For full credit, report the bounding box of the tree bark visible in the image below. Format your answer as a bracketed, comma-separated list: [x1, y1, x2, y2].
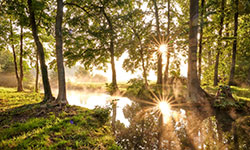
[55, 0, 67, 104]
[158, 114, 163, 150]
[10, 21, 20, 90]
[198, 0, 205, 82]
[153, 0, 163, 85]
[247, 67, 250, 85]
[110, 40, 118, 89]
[164, 0, 171, 84]
[18, 25, 24, 92]
[214, 0, 225, 86]
[112, 100, 117, 134]
[188, 0, 200, 102]
[28, 0, 54, 102]
[35, 51, 39, 93]
[228, 0, 238, 86]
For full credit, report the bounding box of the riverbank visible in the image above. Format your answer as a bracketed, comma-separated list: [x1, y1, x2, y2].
[0, 87, 119, 149]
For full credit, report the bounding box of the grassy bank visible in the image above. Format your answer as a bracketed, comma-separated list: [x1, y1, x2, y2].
[203, 85, 250, 101]
[0, 87, 119, 150]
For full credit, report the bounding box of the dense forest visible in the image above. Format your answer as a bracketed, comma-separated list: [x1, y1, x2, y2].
[0, 0, 249, 149]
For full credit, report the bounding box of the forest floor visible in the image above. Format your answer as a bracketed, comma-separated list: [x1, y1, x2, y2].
[0, 87, 119, 150]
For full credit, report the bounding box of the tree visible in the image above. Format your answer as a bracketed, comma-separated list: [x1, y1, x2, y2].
[163, 0, 170, 84]
[9, 21, 20, 91]
[163, 0, 171, 84]
[214, 0, 225, 86]
[27, 0, 54, 102]
[122, 5, 153, 87]
[228, 0, 239, 85]
[198, 0, 205, 82]
[35, 51, 39, 93]
[64, 1, 128, 94]
[188, 0, 201, 102]
[153, 0, 163, 85]
[55, 0, 67, 104]
[18, 25, 24, 91]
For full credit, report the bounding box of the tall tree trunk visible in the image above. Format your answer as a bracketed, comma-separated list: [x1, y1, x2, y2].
[247, 67, 250, 85]
[164, 0, 171, 84]
[102, 7, 118, 93]
[112, 100, 117, 134]
[153, 0, 162, 85]
[18, 25, 24, 92]
[158, 114, 163, 150]
[110, 39, 118, 91]
[229, 0, 238, 86]
[214, 0, 225, 86]
[154, 1, 163, 147]
[28, 0, 54, 102]
[198, 0, 205, 82]
[188, 0, 200, 102]
[139, 43, 148, 87]
[35, 51, 39, 93]
[55, 0, 67, 104]
[10, 21, 20, 90]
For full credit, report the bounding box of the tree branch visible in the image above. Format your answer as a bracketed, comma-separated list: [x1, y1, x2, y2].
[64, 2, 92, 17]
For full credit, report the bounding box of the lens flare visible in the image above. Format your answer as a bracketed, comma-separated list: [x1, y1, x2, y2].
[159, 44, 167, 54]
[158, 101, 171, 116]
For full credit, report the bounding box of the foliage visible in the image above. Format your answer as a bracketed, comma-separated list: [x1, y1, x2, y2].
[0, 49, 14, 72]
[126, 78, 145, 96]
[105, 83, 118, 95]
[0, 87, 119, 149]
[75, 66, 107, 83]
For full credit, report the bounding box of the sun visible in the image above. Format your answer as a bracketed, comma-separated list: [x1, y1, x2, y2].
[159, 44, 167, 54]
[158, 101, 171, 116]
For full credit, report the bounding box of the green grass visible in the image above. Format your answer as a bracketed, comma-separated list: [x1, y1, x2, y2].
[202, 85, 250, 101]
[230, 86, 250, 101]
[0, 87, 120, 150]
[0, 87, 42, 112]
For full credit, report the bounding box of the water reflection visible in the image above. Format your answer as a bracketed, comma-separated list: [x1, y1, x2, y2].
[58, 89, 132, 126]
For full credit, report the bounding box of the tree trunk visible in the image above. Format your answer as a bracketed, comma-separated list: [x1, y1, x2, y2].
[112, 100, 117, 134]
[153, 0, 162, 85]
[139, 43, 148, 87]
[233, 125, 239, 150]
[164, 0, 171, 84]
[198, 0, 205, 82]
[158, 114, 163, 150]
[55, 0, 67, 104]
[247, 67, 250, 85]
[188, 0, 200, 102]
[133, 29, 148, 86]
[214, 0, 225, 86]
[18, 25, 24, 92]
[229, 0, 238, 86]
[110, 39, 118, 91]
[10, 21, 20, 90]
[28, 0, 54, 102]
[102, 7, 118, 93]
[35, 51, 39, 93]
